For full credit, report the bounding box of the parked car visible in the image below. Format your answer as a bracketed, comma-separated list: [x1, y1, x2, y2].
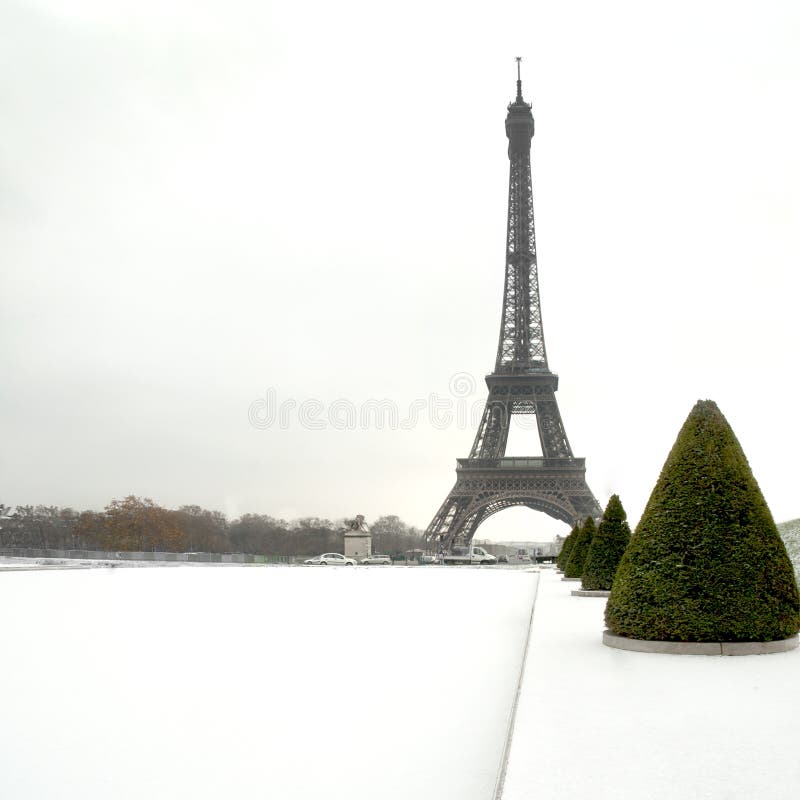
[304, 553, 356, 566]
[360, 554, 392, 565]
[442, 546, 497, 565]
[499, 550, 532, 564]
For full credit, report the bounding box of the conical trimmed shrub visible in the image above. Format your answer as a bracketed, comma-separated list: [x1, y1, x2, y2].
[564, 517, 595, 578]
[606, 400, 800, 642]
[582, 495, 631, 591]
[557, 525, 579, 571]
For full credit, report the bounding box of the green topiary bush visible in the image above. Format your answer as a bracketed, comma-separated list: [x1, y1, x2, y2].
[557, 525, 579, 571]
[606, 400, 800, 642]
[564, 517, 595, 578]
[582, 495, 631, 591]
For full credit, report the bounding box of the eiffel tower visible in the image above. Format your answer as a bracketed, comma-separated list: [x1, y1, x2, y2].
[425, 61, 602, 553]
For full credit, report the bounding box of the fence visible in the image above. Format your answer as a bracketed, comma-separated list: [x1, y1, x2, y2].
[0, 547, 298, 565]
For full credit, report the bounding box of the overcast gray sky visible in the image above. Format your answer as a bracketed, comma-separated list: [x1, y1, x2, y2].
[2, 0, 799, 540]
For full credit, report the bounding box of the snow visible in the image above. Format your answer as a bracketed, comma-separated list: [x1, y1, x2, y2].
[502, 570, 800, 800]
[3, 562, 798, 800]
[0, 565, 538, 800]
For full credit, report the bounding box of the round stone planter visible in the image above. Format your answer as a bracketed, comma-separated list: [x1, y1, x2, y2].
[571, 589, 610, 597]
[561, 577, 581, 582]
[602, 630, 799, 656]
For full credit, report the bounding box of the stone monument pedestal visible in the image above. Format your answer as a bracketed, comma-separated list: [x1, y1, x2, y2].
[342, 514, 372, 561]
[344, 532, 372, 561]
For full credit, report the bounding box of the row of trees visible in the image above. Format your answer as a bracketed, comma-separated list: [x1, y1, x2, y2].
[557, 495, 631, 590]
[0, 500, 424, 559]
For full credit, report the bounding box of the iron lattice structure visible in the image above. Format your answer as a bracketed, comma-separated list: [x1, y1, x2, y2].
[425, 65, 602, 553]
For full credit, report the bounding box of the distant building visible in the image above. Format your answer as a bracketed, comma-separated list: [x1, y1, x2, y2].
[476, 539, 563, 562]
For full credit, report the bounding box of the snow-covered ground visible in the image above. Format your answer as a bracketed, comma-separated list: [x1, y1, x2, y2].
[502, 569, 800, 800]
[0, 565, 538, 800]
[3, 562, 798, 800]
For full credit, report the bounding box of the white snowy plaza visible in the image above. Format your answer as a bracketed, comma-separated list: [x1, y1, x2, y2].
[1, 563, 799, 799]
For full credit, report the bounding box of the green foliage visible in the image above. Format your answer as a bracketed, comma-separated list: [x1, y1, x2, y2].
[606, 400, 800, 642]
[564, 517, 595, 578]
[582, 495, 631, 590]
[557, 525, 579, 571]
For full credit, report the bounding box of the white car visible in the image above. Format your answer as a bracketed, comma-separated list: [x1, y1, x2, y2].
[360, 554, 392, 565]
[304, 553, 356, 566]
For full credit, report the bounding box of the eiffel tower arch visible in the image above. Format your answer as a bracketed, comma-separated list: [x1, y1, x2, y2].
[425, 61, 602, 554]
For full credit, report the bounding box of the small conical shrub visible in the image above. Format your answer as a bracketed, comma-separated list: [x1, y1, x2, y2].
[582, 495, 631, 591]
[557, 525, 579, 571]
[606, 400, 800, 642]
[564, 517, 595, 578]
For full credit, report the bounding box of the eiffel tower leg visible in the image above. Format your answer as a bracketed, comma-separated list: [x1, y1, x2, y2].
[469, 401, 510, 459]
[425, 495, 454, 545]
[532, 390, 573, 458]
[425, 477, 502, 552]
[459, 508, 487, 545]
[565, 490, 603, 521]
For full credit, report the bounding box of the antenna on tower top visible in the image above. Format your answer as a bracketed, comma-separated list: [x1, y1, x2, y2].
[515, 56, 523, 102]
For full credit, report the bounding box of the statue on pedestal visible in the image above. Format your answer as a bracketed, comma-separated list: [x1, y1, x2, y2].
[342, 514, 371, 560]
[342, 515, 370, 534]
